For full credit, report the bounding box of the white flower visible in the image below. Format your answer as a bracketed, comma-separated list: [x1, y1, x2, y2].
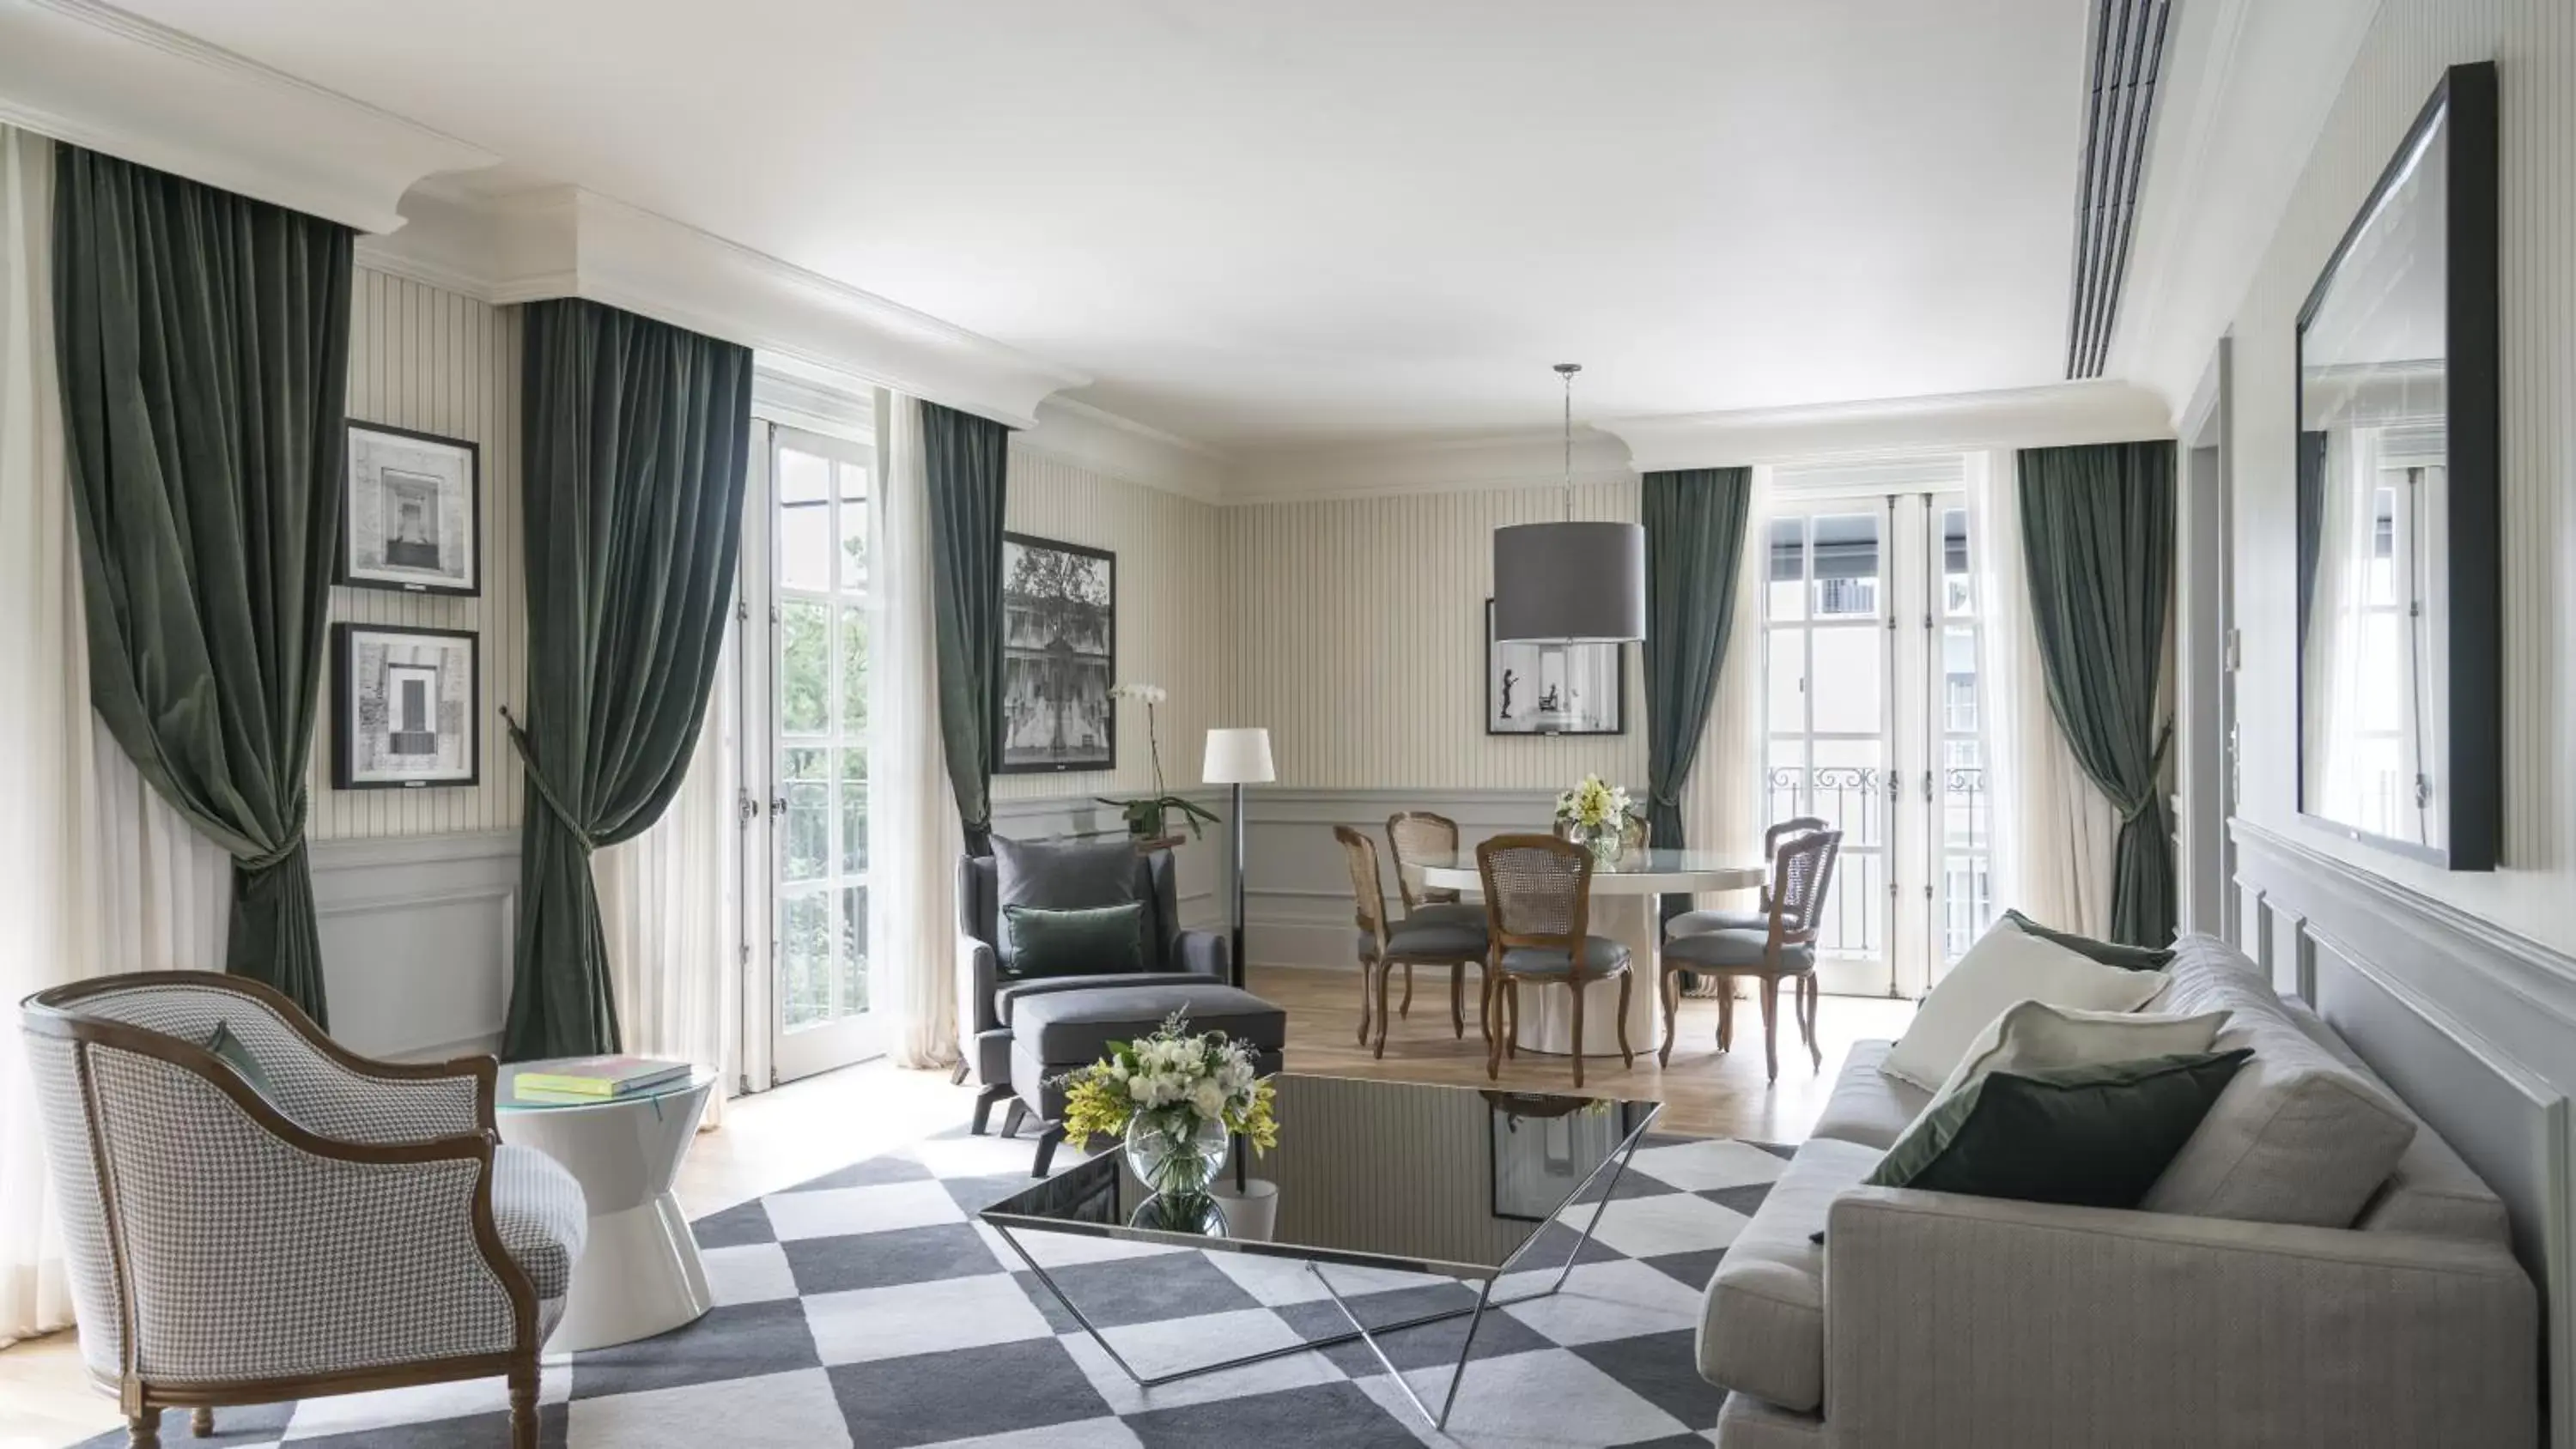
[1110, 682, 1168, 706]
[1189, 1080, 1226, 1121]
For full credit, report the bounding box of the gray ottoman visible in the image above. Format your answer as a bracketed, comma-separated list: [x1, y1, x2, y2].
[1005, 983, 1287, 1176]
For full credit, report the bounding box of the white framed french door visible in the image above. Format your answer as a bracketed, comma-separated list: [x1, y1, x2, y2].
[739, 421, 883, 1083]
[1762, 486, 1991, 999]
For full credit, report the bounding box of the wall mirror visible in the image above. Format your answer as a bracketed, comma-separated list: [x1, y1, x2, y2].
[2295, 59, 2498, 870]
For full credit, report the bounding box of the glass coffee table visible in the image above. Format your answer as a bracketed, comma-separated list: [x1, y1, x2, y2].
[981, 1074, 1658, 1430]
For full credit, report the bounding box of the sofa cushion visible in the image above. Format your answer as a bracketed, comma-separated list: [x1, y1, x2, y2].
[1865, 1050, 2252, 1209]
[1011, 983, 1287, 1069]
[2001, 906, 2175, 971]
[992, 972, 1208, 1026]
[993, 835, 1139, 958]
[1928, 1000, 2232, 1105]
[1880, 926, 2162, 1091]
[1809, 1040, 1930, 1150]
[2140, 936, 2419, 1228]
[1697, 1137, 1880, 1413]
[2277, 997, 2512, 1246]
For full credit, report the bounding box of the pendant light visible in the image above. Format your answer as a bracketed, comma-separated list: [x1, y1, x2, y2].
[1492, 363, 1647, 644]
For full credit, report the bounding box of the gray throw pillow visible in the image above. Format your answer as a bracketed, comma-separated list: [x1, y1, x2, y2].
[993, 834, 1139, 959]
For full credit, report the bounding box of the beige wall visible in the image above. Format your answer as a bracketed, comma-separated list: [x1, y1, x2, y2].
[2226, 0, 2576, 950]
[311, 266, 526, 840]
[1218, 476, 1649, 792]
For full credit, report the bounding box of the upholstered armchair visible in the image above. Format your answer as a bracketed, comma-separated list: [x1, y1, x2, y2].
[21, 973, 586, 1449]
[954, 845, 1230, 1130]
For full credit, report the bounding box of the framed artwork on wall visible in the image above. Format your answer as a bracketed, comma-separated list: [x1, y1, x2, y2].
[342, 421, 479, 595]
[1486, 599, 1625, 735]
[998, 532, 1117, 773]
[332, 623, 479, 789]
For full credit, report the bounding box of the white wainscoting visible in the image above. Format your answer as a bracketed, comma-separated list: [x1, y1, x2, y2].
[2234, 820, 2576, 1449]
[311, 830, 519, 1063]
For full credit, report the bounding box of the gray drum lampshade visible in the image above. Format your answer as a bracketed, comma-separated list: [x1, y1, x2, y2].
[1493, 520, 1648, 643]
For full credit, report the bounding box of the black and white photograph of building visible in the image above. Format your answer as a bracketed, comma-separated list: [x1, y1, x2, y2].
[333, 623, 479, 788]
[343, 421, 479, 594]
[999, 533, 1115, 773]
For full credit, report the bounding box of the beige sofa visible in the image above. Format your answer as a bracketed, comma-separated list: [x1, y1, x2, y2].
[1698, 933, 2540, 1448]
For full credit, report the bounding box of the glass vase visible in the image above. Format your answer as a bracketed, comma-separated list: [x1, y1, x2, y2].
[1125, 1107, 1230, 1204]
[1585, 825, 1624, 866]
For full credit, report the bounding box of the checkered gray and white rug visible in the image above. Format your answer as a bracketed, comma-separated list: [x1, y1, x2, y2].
[68, 1124, 1793, 1448]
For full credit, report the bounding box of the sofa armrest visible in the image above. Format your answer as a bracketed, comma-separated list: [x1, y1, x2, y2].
[958, 933, 1001, 1043]
[1820, 1186, 2539, 1449]
[1175, 927, 1231, 982]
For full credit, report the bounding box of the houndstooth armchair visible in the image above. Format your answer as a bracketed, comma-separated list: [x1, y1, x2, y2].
[21, 973, 586, 1449]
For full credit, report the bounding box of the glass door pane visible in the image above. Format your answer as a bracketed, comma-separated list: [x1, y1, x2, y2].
[1931, 501, 1993, 976]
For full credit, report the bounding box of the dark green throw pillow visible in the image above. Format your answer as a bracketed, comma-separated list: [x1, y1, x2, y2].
[1002, 901, 1146, 979]
[203, 1021, 276, 1100]
[1862, 1050, 2253, 1210]
[2003, 907, 2175, 972]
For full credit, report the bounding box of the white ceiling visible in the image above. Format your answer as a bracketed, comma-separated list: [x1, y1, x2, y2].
[117, 0, 2097, 447]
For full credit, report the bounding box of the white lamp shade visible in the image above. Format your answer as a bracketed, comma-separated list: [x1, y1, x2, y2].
[1202, 727, 1276, 785]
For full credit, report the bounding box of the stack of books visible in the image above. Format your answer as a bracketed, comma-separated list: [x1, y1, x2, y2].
[513, 1056, 692, 1101]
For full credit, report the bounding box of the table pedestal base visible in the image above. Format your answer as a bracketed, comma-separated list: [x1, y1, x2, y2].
[1513, 894, 1664, 1058]
[550, 1191, 712, 1351]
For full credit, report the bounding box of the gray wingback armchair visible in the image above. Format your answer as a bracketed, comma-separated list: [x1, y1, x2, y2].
[21, 973, 586, 1449]
[955, 846, 1230, 1129]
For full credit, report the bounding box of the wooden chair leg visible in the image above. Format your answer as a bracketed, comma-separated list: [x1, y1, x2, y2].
[1356, 958, 1375, 1046]
[1504, 980, 1520, 1060]
[1615, 972, 1635, 1070]
[1479, 965, 1497, 1044]
[510, 1363, 539, 1449]
[1803, 974, 1824, 1069]
[1372, 960, 1394, 1058]
[1761, 974, 1782, 1083]
[1716, 983, 1735, 1053]
[1450, 961, 1467, 1039]
[1656, 966, 1680, 1067]
[1568, 980, 1587, 1089]
[127, 1410, 160, 1449]
[1485, 974, 1506, 1079]
[1399, 961, 1413, 1017]
[191, 1407, 213, 1438]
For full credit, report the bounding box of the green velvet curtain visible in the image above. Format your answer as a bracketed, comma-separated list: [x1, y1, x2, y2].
[502, 299, 752, 1060]
[52, 144, 351, 1026]
[2017, 440, 2178, 947]
[920, 400, 1011, 854]
[1643, 467, 1753, 919]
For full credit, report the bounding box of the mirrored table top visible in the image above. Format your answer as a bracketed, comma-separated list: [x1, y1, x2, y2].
[981, 1075, 1659, 1279]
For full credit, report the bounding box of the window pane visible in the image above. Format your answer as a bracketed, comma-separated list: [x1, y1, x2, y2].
[840, 745, 868, 876]
[1811, 512, 1880, 617]
[1765, 740, 1808, 823]
[1941, 507, 1973, 615]
[840, 604, 869, 736]
[779, 448, 834, 591]
[1808, 626, 1882, 735]
[1765, 630, 1806, 736]
[1766, 518, 1807, 622]
[1811, 738, 1884, 849]
[1941, 626, 1978, 734]
[838, 463, 870, 596]
[781, 890, 830, 1028]
[781, 601, 829, 734]
[839, 883, 870, 1017]
[782, 747, 829, 883]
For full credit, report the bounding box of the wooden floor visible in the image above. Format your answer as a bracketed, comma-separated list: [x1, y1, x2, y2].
[2, 966, 1911, 1446]
[1253, 962, 1912, 1143]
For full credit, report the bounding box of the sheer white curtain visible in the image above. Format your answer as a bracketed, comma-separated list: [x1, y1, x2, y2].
[594, 634, 740, 1128]
[1, 126, 227, 1349]
[1681, 464, 1772, 889]
[1967, 448, 2118, 937]
[872, 394, 963, 1070]
[2303, 425, 2379, 836]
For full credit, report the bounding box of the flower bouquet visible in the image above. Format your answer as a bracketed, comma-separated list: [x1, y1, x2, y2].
[1056, 1012, 1279, 1226]
[1555, 773, 1636, 864]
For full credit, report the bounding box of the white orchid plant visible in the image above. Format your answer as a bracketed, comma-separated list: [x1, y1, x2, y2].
[1097, 682, 1220, 840]
[1055, 1011, 1279, 1154]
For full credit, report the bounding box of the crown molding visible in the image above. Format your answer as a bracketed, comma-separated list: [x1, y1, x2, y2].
[1597, 379, 2177, 471]
[1224, 428, 1637, 506]
[0, 0, 495, 233]
[1014, 397, 1231, 505]
[360, 183, 1089, 430]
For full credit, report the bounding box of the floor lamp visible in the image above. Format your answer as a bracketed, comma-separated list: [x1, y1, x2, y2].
[1201, 727, 1274, 991]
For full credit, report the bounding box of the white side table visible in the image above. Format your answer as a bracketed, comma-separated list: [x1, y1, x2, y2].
[496, 1064, 717, 1351]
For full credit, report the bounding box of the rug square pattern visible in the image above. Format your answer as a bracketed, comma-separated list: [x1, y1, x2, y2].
[70, 1120, 1788, 1449]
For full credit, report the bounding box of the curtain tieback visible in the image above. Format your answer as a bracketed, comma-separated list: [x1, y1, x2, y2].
[235, 833, 306, 875]
[2111, 724, 2177, 823]
[500, 706, 600, 854]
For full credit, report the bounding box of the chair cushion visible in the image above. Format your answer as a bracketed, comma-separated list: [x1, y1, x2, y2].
[1809, 1040, 1932, 1150]
[993, 835, 1139, 958]
[1012, 984, 1287, 1068]
[993, 972, 1210, 1026]
[1667, 907, 1766, 938]
[1370, 919, 1487, 959]
[491, 1144, 586, 1303]
[1402, 902, 1488, 933]
[1499, 937, 1631, 975]
[1002, 901, 1145, 979]
[1664, 928, 1813, 972]
[1697, 1137, 1880, 1412]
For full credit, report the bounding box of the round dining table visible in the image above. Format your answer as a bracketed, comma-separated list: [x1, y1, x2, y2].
[1399, 847, 1766, 1058]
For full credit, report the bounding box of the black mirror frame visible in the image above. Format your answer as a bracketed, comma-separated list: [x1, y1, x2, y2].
[2293, 58, 2500, 871]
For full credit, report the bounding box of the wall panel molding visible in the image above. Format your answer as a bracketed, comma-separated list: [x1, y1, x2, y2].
[310, 830, 518, 1064]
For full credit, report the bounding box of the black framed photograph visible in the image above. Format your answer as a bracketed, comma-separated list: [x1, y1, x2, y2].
[999, 532, 1116, 773]
[332, 623, 479, 789]
[1485, 599, 1625, 735]
[342, 421, 479, 595]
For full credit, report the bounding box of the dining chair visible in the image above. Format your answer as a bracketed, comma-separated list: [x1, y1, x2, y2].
[1384, 811, 1492, 1022]
[1474, 834, 1634, 1090]
[1658, 827, 1842, 1082]
[1664, 814, 1827, 939]
[1336, 826, 1489, 1057]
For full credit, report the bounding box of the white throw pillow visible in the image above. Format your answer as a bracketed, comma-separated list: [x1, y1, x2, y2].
[1880, 928, 2165, 1091]
[1923, 999, 2233, 1106]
